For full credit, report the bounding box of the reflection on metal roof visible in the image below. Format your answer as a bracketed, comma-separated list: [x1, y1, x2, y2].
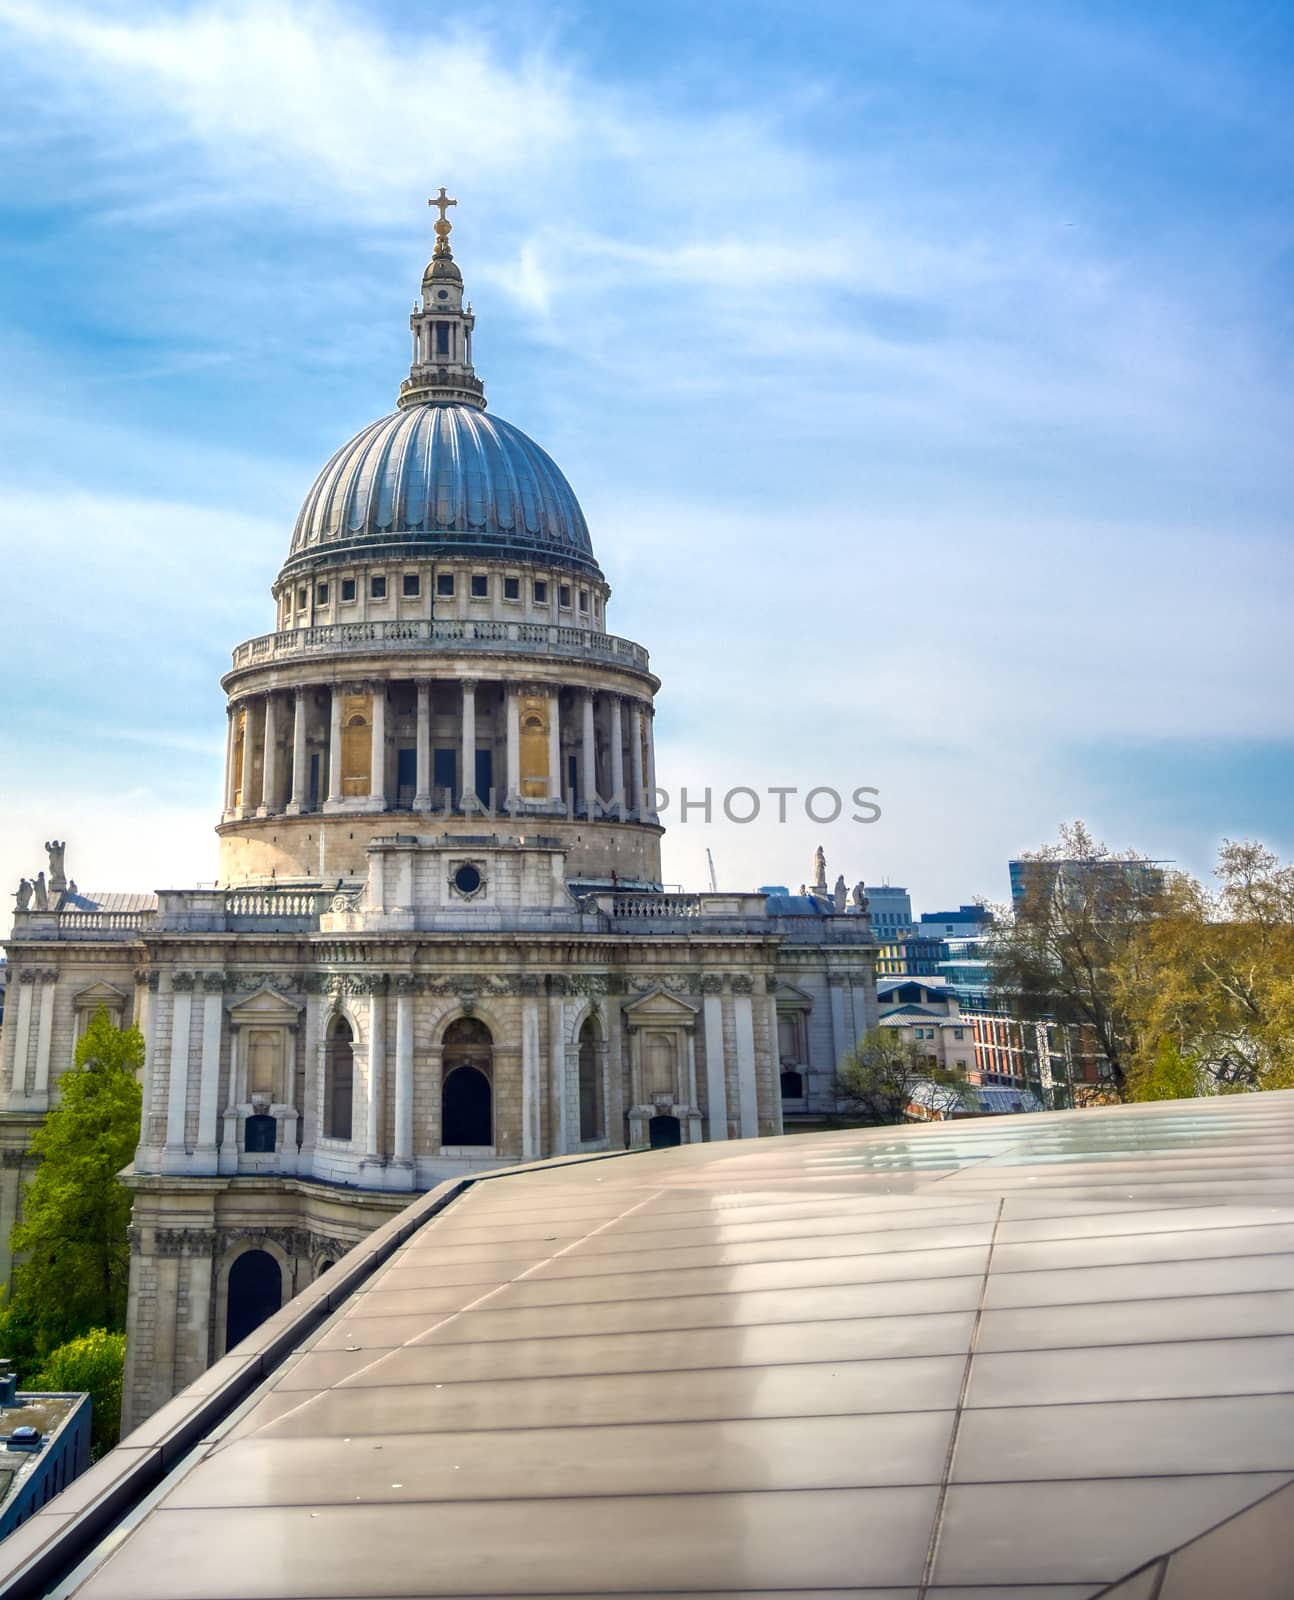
[5, 1092, 1294, 1597]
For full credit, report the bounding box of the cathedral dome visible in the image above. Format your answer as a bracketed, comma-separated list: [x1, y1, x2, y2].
[283, 402, 599, 579]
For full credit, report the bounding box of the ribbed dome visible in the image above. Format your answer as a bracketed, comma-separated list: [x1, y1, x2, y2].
[285, 403, 598, 577]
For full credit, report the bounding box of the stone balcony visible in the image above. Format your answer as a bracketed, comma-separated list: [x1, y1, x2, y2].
[228, 619, 651, 676]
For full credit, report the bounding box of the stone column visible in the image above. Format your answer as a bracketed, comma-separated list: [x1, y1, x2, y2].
[327, 688, 343, 805]
[732, 984, 759, 1138]
[259, 693, 279, 816]
[548, 988, 566, 1156]
[237, 703, 255, 818]
[138, 972, 161, 1156]
[460, 678, 477, 811]
[223, 707, 238, 818]
[287, 686, 309, 814]
[829, 975, 849, 1073]
[581, 689, 596, 818]
[644, 706, 658, 820]
[703, 987, 728, 1140]
[366, 986, 385, 1162]
[164, 976, 195, 1157]
[546, 689, 562, 802]
[195, 976, 224, 1171]
[32, 973, 56, 1103]
[393, 983, 414, 1173]
[414, 680, 431, 811]
[766, 984, 784, 1136]
[609, 696, 625, 819]
[506, 684, 521, 810]
[629, 701, 645, 819]
[369, 683, 387, 807]
[521, 993, 541, 1161]
[9, 974, 34, 1098]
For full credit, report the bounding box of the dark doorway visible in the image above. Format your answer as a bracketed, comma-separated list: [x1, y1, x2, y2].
[396, 747, 417, 805]
[243, 1113, 276, 1153]
[567, 753, 578, 808]
[578, 1017, 602, 1141]
[475, 749, 493, 808]
[433, 747, 456, 805]
[442, 1066, 492, 1145]
[649, 1114, 682, 1149]
[780, 1070, 804, 1099]
[225, 1249, 282, 1351]
[325, 1017, 354, 1141]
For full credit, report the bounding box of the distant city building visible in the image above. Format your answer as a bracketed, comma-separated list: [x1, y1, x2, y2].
[876, 978, 975, 1077]
[876, 934, 946, 978]
[863, 885, 914, 941]
[1009, 856, 1169, 911]
[918, 905, 993, 940]
[0, 1366, 90, 1539]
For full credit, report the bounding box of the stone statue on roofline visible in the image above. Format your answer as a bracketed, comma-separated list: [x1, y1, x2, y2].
[45, 840, 66, 894]
[851, 880, 867, 911]
[833, 874, 847, 912]
[812, 845, 828, 895]
[15, 879, 32, 912]
[32, 872, 48, 911]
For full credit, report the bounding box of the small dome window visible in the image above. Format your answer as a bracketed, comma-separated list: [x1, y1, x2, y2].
[453, 863, 483, 897]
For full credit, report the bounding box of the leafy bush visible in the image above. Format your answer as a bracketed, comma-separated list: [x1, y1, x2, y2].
[32, 1328, 126, 1456]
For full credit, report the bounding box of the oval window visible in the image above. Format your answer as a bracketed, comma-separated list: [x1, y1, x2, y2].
[454, 863, 482, 896]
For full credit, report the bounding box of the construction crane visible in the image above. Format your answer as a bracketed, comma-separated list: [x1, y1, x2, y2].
[705, 848, 718, 893]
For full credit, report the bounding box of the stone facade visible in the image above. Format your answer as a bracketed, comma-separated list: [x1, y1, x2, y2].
[0, 205, 877, 1429]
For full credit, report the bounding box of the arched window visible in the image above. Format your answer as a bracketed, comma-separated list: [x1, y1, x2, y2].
[325, 1017, 354, 1141]
[225, 1249, 283, 1351]
[780, 1069, 804, 1100]
[442, 1017, 493, 1146]
[578, 1017, 602, 1141]
[243, 1113, 276, 1153]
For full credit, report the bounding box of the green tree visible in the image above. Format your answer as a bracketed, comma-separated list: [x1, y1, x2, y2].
[32, 1329, 126, 1456]
[8, 1008, 142, 1355]
[836, 1027, 961, 1125]
[987, 821, 1173, 1097]
[1126, 1037, 1204, 1102]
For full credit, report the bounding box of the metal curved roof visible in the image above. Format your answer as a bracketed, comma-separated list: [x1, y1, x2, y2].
[285, 403, 597, 576]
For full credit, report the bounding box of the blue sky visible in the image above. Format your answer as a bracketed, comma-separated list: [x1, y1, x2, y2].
[1, 0, 1292, 914]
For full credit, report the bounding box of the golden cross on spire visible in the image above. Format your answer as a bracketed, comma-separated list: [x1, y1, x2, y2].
[428, 186, 457, 256]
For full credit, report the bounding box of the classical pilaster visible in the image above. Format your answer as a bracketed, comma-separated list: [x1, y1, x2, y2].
[326, 687, 343, 806]
[9, 974, 34, 1098]
[732, 981, 759, 1138]
[194, 976, 224, 1171]
[32, 971, 56, 1103]
[237, 703, 254, 818]
[369, 683, 387, 807]
[460, 678, 477, 810]
[393, 982, 414, 1174]
[548, 986, 566, 1156]
[163, 975, 196, 1160]
[609, 695, 625, 819]
[765, 981, 784, 1136]
[414, 680, 432, 811]
[365, 984, 385, 1163]
[703, 985, 728, 1140]
[581, 689, 596, 818]
[521, 993, 541, 1161]
[644, 706, 658, 821]
[286, 686, 308, 814]
[829, 975, 849, 1072]
[258, 692, 279, 816]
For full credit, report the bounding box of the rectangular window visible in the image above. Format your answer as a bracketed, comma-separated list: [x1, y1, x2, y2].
[533, 579, 548, 604]
[559, 583, 571, 608]
[471, 573, 488, 598]
[403, 573, 421, 598]
[371, 574, 387, 599]
[578, 589, 589, 613]
[297, 587, 307, 610]
[316, 582, 329, 605]
[503, 576, 520, 601]
[436, 322, 450, 355]
[954, 1028, 964, 1040]
[436, 572, 454, 597]
[340, 578, 356, 603]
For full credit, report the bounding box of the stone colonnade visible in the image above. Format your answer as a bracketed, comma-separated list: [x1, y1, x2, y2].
[223, 677, 656, 822]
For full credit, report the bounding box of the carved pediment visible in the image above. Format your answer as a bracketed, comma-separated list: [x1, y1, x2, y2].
[228, 984, 303, 1022]
[621, 986, 700, 1025]
[72, 981, 129, 1011]
[772, 981, 813, 1008]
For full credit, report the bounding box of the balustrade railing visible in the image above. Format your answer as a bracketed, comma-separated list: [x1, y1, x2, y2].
[611, 893, 702, 919]
[230, 619, 650, 673]
[224, 888, 326, 921]
[54, 910, 152, 931]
